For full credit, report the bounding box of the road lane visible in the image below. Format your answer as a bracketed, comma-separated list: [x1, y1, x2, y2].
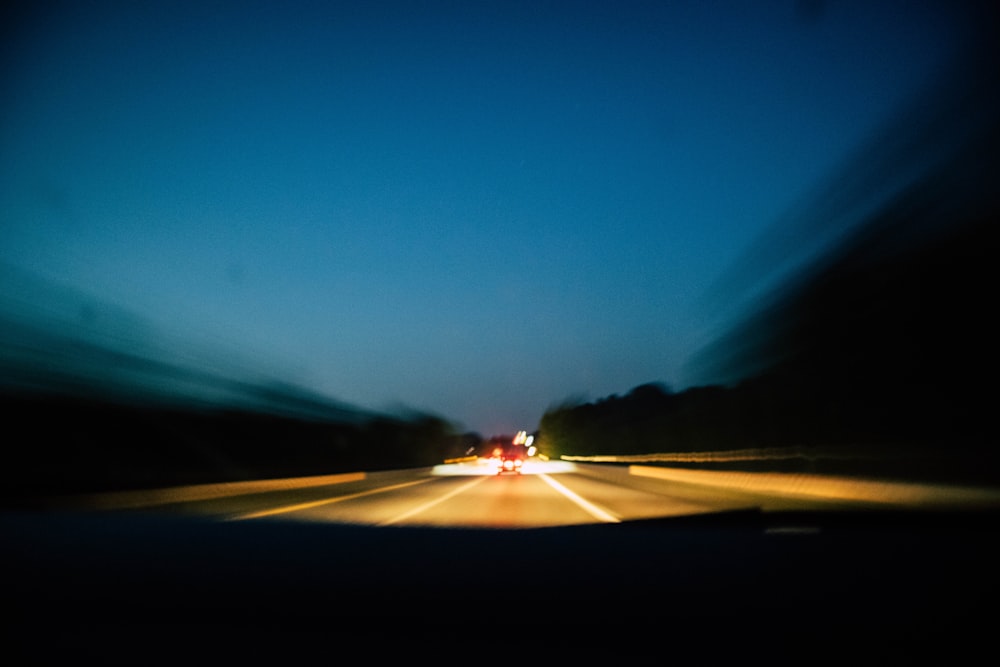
[542, 468, 745, 520]
[232, 478, 435, 521]
[537, 473, 620, 523]
[49, 455, 992, 528]
[280, 471, 604, 527]
[385, 472, 605, 527]
[378, 476, 489, 526]
[78, 459, 744, 526]
[224, 461, 737, 527]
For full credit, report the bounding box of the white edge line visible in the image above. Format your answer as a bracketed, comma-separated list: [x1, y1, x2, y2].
[378, 475, 489, 526]
[230, 478, 433, 520]
[539, 473, 621, 523]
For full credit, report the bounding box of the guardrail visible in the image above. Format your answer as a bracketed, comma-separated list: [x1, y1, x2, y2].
[40, 467, 436, 511]
[567, 460, 1000, 509]
[33, 456, 1000, 512]
[442, 455, 478, 464]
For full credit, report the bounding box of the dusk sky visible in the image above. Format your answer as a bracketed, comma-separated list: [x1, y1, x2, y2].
[0, 1, 977, 436]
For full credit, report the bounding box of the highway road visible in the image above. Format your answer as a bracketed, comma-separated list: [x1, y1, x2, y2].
[219, 459, 721, 526]
[6, 455, 1000, 661]
[46, 458, 720, 525]
[47, 455, 1000, 525]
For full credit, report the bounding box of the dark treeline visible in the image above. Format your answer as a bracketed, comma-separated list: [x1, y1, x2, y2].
[538, 201, 996, 487]
[0, 389, 474, 503]
[1, 268, 484, 502]
[539, 186, 998, 485]
[539, 22, 999, 487]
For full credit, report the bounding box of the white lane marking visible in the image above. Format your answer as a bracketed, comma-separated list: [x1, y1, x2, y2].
[229, 479, 434, 520]
[539, 473, 621, 523]
[378, 475, 490, 526]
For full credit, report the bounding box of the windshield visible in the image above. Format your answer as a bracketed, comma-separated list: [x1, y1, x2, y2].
[2, 0, 998, 529]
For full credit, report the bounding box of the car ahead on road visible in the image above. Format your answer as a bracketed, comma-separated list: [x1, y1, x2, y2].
[496, 444, 525, 474]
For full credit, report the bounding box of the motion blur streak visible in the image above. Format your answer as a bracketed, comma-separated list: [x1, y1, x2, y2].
[430, 459, 502, 475]
[430, 459, 578, 475]
[538, 473, 620, 523]
[0, 261, 369, 422]
[564, 446, 880, 463]
[51, 471, 366, 511]
[630, 466, 1000, 509]
[231, 478, 433, 521]
[681, 3, 1000, 488]
[696, 5, 1000, 337]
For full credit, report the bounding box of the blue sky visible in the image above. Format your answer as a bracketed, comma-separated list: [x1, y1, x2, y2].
[0, 1, 975, 435]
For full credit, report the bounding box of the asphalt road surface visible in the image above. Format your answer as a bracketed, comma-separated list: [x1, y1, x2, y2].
[42, 457, 1000, 524]
[199, 459, 725, 526]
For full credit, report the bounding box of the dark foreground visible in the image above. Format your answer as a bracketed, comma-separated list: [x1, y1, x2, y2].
[5, 507, 997, 661]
